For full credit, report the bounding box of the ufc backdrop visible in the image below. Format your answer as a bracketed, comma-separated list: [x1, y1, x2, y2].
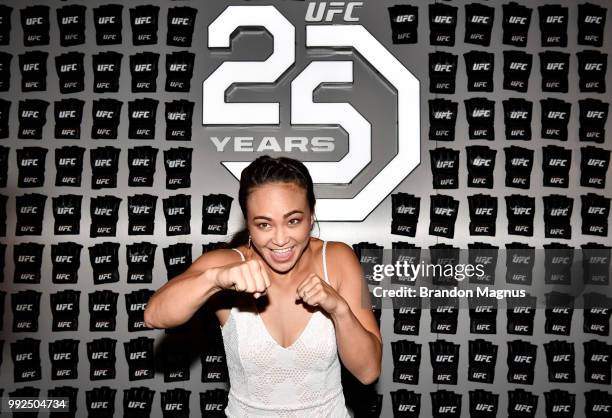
[0, 0, 611, 416]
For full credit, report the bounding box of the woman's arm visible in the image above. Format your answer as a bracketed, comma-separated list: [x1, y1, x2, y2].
[143, 250, 233, 329]
[328, 242, 383, 385]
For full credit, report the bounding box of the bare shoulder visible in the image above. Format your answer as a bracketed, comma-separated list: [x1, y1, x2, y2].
[185, 246, 246, 273]
[324, 241, 361, 291]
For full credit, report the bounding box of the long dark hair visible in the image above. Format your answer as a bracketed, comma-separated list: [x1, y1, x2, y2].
[226, 156, 316, 248]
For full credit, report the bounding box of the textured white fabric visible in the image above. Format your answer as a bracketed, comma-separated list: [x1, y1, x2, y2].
[221, 241, 350, 417]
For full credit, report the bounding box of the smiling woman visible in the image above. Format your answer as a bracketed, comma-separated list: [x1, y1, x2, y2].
[143, 155, 382, 417]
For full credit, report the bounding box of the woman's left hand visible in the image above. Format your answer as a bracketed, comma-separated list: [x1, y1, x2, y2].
[296, 273, 346, 314]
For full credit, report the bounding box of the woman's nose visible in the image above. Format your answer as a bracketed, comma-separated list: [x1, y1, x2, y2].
[273, 227, 289, 246]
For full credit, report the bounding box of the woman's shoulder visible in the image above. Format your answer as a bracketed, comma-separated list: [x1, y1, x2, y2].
[323, 240, 357, 261]
[189, 246, 247, 272]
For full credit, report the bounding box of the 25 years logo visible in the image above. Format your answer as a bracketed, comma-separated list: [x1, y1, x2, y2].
[203, 4, 420, 221]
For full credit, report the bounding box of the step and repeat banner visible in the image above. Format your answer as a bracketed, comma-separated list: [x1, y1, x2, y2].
[0, 0, 611, 417]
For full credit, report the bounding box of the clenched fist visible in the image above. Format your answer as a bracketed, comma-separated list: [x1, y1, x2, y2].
[296, 273, 346, 314]
[212, 259, 271, 299]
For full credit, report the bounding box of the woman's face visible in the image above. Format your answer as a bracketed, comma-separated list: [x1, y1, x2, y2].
[246, 181, 313, 273]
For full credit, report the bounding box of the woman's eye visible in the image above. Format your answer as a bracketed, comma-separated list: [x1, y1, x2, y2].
[257, 223, 270, 229]
[289, 218, 301, 225]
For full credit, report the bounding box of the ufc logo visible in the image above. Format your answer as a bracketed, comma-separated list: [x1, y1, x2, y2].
[91, 402, 108, 409]
[53, 353, 72, 361]
[591, 354, 609, 362]
[168, 207, 185, 216]
[546, 63, 565, 71]
[92, 304, 110, 311]
[165, 404, 183, 411]
[509, 62, 528, 71]
[130, 303, 147, 310]
[436, 161, 454, 169]
[169, 256, 186, 265]
[131, 159, 150, 167]
[585, 63, 603, 71]
[98, 17, 116, 24]
[15, 304, 33, 311]
[206, 355, 223, 362]
[548, 158, 566, 166]
[94, 159, 112, 167]
[512, 207, 531, 215]
[474, 354, 493, 363]
[546, 16, 564, 23]
[169, 64, 188, 72]
[552, 405, 571, 413]
[435, 355, 454, 362]
[553, 354, 571, 362]
[58, 110, 77, 118]
[23, 63, 40, 72]
[587, 207, 605, 215]
[129, 352, 147, 360]
[549, 208, 568, 216]
[205, 404, 224, 411]
[398, 354, 417, 362]
[16, 353, 33, 361]
[21, 111, 39, 118]
[513, 355, 532, 363]
[134, 64, 152, 72]
[439, 406, 457, 413]
[586, 111, 605, 119]
[472, 109, 491, 118]
[91, 352, 109, 360]
[434, 64, 453, 72]
[434, 207, 453, 216]
[134, 17, 152, 25]
[395, 15, 415, 23]
[130, 255, 149, 263]
[95, 110, 114, 119]
[434, 16, 452, 24]
[434, 111, 453, 119]
[132, 111, 150, 119]
[471, 16, 489, 24]
[96, 64, 115, 72]
[508, 16, 527, 25]
[95, 255, 112, 264]
[472, 158, 491, 167]
[26, 17, 44, 25]
[510, 111, 528, 119]
[167, 160, 186, 168]
[20, 159, 39, 167]
[514, 405, 533, 413]
[128, 401, 146, 409]
[472, 63, 490, 71]
[55, 303, 74, 311]
[55, 255, 73, 263]
[206, 204, 226, 215]
[168, 112, 187, 121]
[396, 205, 416, 215]
[56, 207, 75, 215]
[585, 16, 603, 24]
[305, 2, 363, 22]
[171, 17, 191, 25]
[62, 16, 80, 25]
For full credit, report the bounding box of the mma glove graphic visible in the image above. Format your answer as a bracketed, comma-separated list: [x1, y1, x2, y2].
[164, 147, 192, 189]
[506, 294, 537, 335]
[130, 52, 160, 93]
[429, 3, 457, 46]
[391, 340, 421, 385]
[503, 98, 533, 141]
[468, 296, 498, 333]
[201, 335, 229, 382]
[429, 52, 458, 94]
[430, 147, 459, 189]
[539, 51, 570, 93]
[49, 339, 79, 380]
[50, 290, 80, 332]
[21, 5, 50, 46]
[16, 146, 47, 188]
[579, 98, 609, 143]
[544, 340, 575, 383]
[581, 146, 610, 189]
[391, 242, 420, 286]
[544, 389, 575, 418]
[161, 346, 190, 382]
[507, 340, 537, 385]
[163, 243, 192, 280]
[130, 5, 160, 45]
[577, 50, 607, 93]
[15, 194, 46, 236]
[54, 99, 84, 139]
[429, 194, 459, 238]
[126, 242, 157, 284]
[464, 3, 494, 46]
[430, 244, 460, 286]
[431, 390, 462, 418]
[90, 147, 121, 189]
[581, 194, 610, 237]
[542, 145, 572, 188]
[13, 243, 44, 284]
[508, 389, 538, 418]
[391, 193, 420, 237]
[464, 51, 494, 92]
[165, 52, 195, 92]
[428, 99, 458, 141]
[543, 195, 573, 239]
[11, 338, 41, 382]
[543, 243, 573, 285]
[124, 337, 155, 381]
[581, 243, 611, 285]
[578, 3, 607, 47]
[55, 145, 85, 187]
[48, 386, 78, 418]
[353, 242, 384, 285]
[392, 295, 421, 335]
[56, 5, 86, 47]
[468, 339, 498, 383]
[503, 51, 532, 92]
[19, 50, 48, 92]
[18, 99, 49, 139]
[505, 195, 535, 236]
[52, 194, 82, 235]
[88, 242, 120, 285]
[12, 290, 42, 332]
[167, 6, 197, 47]
[0, 98, 9, 138]
[466, 146, 495, 188]
[90, 195, 122, 237]
[430, 339, 460, 385]
[163, 194, 191, 236]
[88, 290, 119, 332]
[464, 97, 495, 140]
[585, 390, 612, 418]
[468, 243, 498, 285]
[583, 293, 612, 336]
[0, 52, 11, 92]
[391, 390, 421, 417]
[469, 389, 498, 418]
[128, 98, 159, 140]
[505, 146, 534, 189]
[584, 340, 612, 384]
[125, 289, 155, 332]
[165, 100, 194, 141]
[128, 146, 158, 187]
[87, 338, 116, 380]
[94, 4, 123, 45]
[123, 387, 155, 418]
[92, 51, 122, 93]
[128, 194, 158, 235]
[161, 388, 191, 418]
[538, 4, 568, 47]
[200, 389, 229, 417]
[430, 296, 459, 333]
[502, 2, 532, 47]
[540, 98, 571, 141]
[202, 194, 233, 235]
[0, 5, 12, 45]
[91, 99, 122, 140]
[388, 5, 418, 44]
[85, 386, 117, 418]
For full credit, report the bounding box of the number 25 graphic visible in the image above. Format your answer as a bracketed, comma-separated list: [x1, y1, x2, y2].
[203, 6, 420, 221]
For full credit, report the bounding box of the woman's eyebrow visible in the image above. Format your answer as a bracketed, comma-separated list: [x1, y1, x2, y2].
[253, 210, 304, 221]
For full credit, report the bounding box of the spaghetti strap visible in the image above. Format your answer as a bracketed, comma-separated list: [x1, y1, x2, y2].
[232, 248, 245, 262]
[322, 241, 330, 284]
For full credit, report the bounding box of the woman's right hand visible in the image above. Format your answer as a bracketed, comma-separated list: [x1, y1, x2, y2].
[211, 259, 271, 299]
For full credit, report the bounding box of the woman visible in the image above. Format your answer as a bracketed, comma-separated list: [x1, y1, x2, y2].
[144, 155, 382, 417]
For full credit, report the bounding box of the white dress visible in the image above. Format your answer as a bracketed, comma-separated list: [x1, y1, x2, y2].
[220, 241, 351, 417]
